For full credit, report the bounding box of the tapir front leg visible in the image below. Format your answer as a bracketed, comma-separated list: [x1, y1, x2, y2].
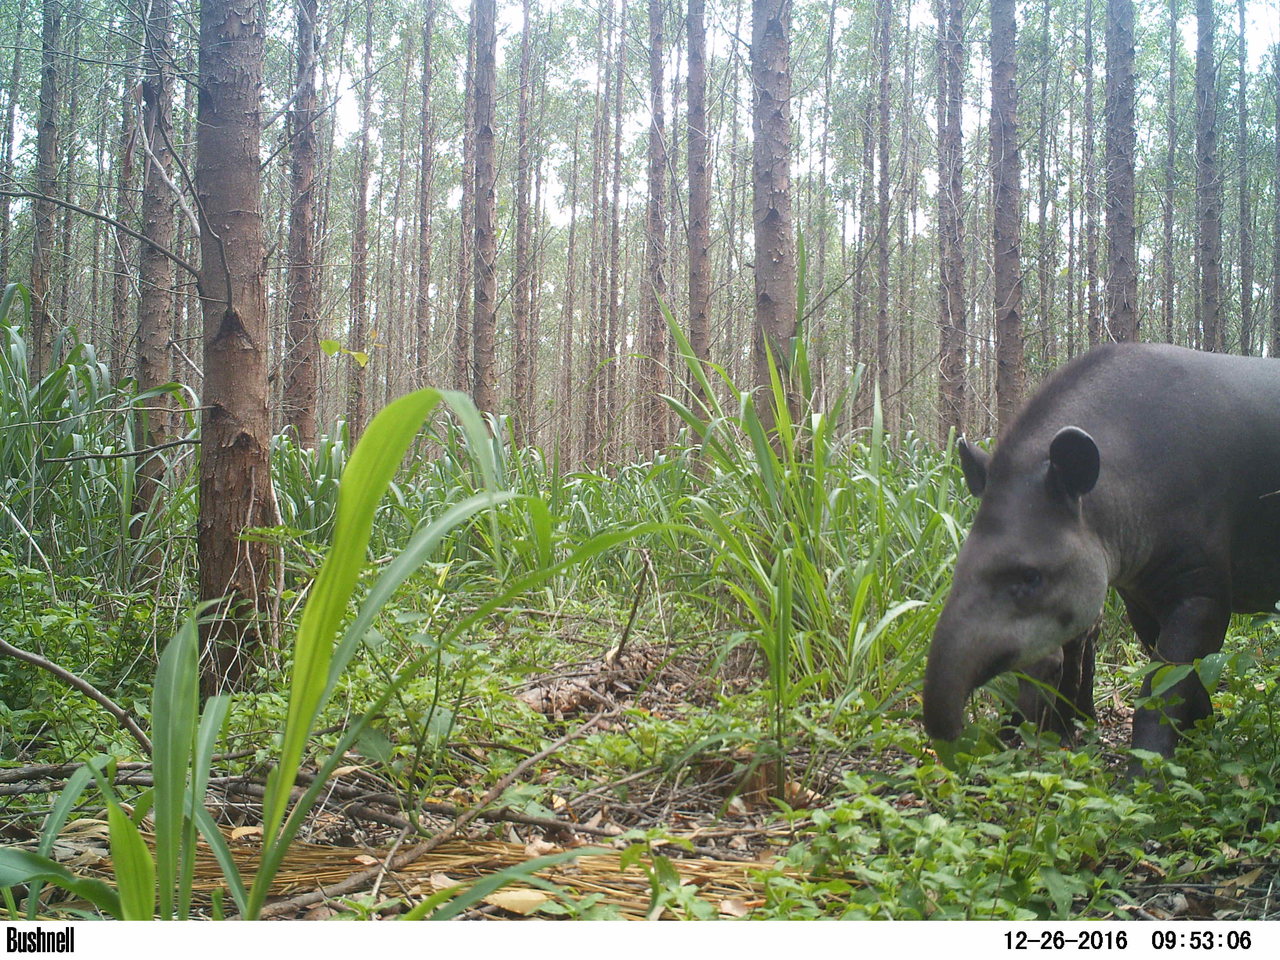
[1130, 595, 1229, 760]
[1010, 623, 1099, 743]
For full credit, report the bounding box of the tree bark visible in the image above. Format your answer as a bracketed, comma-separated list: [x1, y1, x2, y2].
[110, 85, 135, 380]
[0, 15, 22, 288]
[196, 0, 279, 694]
[1270, 46, 1280, 359]
[1083, 0, 1100, 347]
[1103, 0, 1137, 342]
[471, 0, 498, 415]
[751, 0, 797, 422]
[990, 0, 1025, 430]
[875, 0, 892, 413]
[1195, 0, 1222, 352]
[454, 13, 476, 393]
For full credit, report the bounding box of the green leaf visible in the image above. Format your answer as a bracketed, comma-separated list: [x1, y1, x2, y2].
[106, 802, 156, 920]
[0, 849, 123, 919]
[319, 339, 341, 356]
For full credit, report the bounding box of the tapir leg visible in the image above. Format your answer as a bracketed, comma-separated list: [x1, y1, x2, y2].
[1130, 595, 1228, 759]
[1010, 622, 1099, 743]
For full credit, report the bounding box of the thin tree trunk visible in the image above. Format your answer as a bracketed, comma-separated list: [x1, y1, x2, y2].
[1270, 47, 1280, 358]
[283, 0, 320, 445]
[687, 0, 711, 403]
[134, 0, 178, 528]
[454, 12, 476, 393]
[31, 0, 62, 380]
[512, 0, 534, 439]
[583, 9, 609, 462]
[604, 11, 626, 459]
[110, 86, 135, 380]
[471, 0, 498, 414]
[1161, 0, 1178, 345]
[874, 0, 891, 413]
[990, 0, 1025, 430]
[0, 14, 22, 288]
[1083, 0, 1100, 347]
[1236, 0, 1253, 355]
[1195, 0, 1222, 352]
[347, 0, 374, 438]
[751, 0, 797, 424]
[558, 120, 581, 464]
[1104, 0, 1137, 342]
[415, 0, 436, 386]
[936, 0, 966, 443]
[196, 0, 279, 694]
[644, 0, 669, 450]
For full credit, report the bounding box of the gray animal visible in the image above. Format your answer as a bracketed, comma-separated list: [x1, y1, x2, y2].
[923, 343, 1280, 760]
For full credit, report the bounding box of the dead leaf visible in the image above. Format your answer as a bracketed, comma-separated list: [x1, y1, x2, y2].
[231, 826, 262, 841]
[483, 888, 552, 915]
[353, 854, 379, 866]
[1217, 866, 1265, 894]
[429, 873, 460, 891]
[784, 780, 823, 808]
[62, 819, 110, 838]
[719, 898, 751, 918]
[524, 838, 560, 857]
[331, 765, 364, 778]
[726, 796, 748, 817]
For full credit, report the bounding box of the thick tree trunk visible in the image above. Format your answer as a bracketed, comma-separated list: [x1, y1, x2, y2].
[751, 0, 797, 422]
[1103, 0, 1137, 342]
[471, 0, 498, 414]
[31, 0, 62, 380]
[936, 0, 967, 443]
[644, 0, 668, 450]
[196, 0, 279, 693]
[990, 0, 1025, 430]
[1195, 0, 1222, 352]
[283, 0, 320, 446]
[687, 0, 711, 403]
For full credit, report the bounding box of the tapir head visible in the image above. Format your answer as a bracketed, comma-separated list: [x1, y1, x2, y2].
[923, 426, 1109, 742]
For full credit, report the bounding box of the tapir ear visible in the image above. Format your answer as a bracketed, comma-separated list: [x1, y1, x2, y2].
[1048, 426, 1100, 498]
[957, 436, 990, 498]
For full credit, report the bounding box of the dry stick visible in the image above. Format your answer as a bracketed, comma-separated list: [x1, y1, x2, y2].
[0, 639, 151, 754]
[251, 709, 616, 919]
[42, 437, 199, 463]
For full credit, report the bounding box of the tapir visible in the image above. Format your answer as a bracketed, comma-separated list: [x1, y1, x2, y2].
[923, 343, 1280, 761]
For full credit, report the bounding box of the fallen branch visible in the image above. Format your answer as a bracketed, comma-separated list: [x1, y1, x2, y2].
[42, 437, 199, 463]
[0, 639, 151, 754]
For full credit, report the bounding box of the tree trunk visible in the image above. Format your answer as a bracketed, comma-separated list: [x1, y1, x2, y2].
[31, 0, 62, 380]
[751, 0, 797, 421]
[0, 15, 22, 288]
[1161, 0, 1178, 344]
[559, 120, 581, 464]
[604, 10, 626, 459]
[415, 0, 436, 387]
[1270, 47, 1280, 359]
[110, 86, 135, 380]
[471, 0, 498, 414]
[1103, 0, 1137, 342]
[512, 0, 534, 439]
[1235, 0, 1253, 355]
[134, 0, 178, 527]
[347, 0, 374, 438]
[1195, 0, 1222, 352]
[687, 0, 711, 404]
[936, 0, 967, 443]
[283, 0, 320, 446]
[1083, 0, 1100, 347]
[990, 0, 1025, 430]
[454, 13, 476, 393]
[196, 0, 279, 694]
[874, 0, 891, 413]
[644, 0, 668, 451]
